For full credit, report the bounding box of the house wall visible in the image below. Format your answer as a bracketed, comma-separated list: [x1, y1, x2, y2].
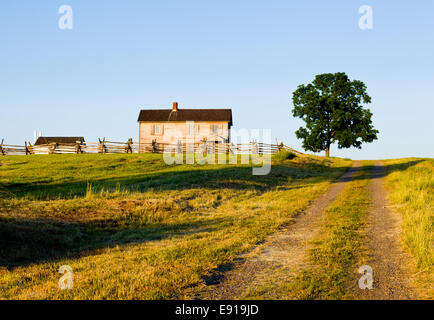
[139, 121, 230, 146]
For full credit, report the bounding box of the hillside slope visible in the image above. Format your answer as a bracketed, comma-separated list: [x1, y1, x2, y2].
[0, 153, 351, 299]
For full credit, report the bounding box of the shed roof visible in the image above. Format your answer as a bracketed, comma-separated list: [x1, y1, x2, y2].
[137, 109, 233, 126]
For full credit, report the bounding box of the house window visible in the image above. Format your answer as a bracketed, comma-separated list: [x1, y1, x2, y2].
[188, 124, 195, 136]
[212, 125, 219, 135]
[152, 124, 161, 135]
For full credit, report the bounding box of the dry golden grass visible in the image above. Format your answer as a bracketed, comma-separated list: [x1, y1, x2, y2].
[0, 153, 351, 299]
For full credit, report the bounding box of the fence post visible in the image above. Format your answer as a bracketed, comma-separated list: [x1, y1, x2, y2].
[98, 138, 106, 154]
[28, 142, 34, 155]
[152, 139, 158, 153]
[125, 138, 133, 154]
[75, 141, 82, 154]
[252, 140, 258, 154]
[0, 139, 4, 156]
[209, 141, 216, 154]
[25, 141, 33, 155]
[48, 142, 57, 154]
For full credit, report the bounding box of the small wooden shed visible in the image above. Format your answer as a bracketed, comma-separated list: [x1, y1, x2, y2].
[33, 136, 85, 154]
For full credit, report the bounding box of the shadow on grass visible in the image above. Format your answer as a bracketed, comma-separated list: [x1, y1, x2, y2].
[343, 160, 424, 183]
[0, 161, 345, 199]
[0, 215, 230, 270]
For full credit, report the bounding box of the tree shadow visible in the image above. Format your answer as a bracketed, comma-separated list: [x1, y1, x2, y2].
[347, 160, 424, 182]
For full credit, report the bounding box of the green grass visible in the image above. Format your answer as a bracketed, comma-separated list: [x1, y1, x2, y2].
[383, 158, 433, 297]
[383, 158, 433, 269]
[279, 163, 373, 300]
[0, 153, 352, 299]
[272, 150, 296, 161]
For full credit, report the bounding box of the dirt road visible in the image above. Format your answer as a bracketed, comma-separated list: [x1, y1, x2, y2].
[352, 161, 416, 299]
[198, 162, 361, 299]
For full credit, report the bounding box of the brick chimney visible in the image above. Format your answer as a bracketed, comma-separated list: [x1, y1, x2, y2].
[172, 102, 178, 111]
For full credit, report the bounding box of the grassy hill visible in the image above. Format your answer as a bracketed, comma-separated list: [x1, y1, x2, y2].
[1, 154, 431, 299]
[0, 153, 351, 299]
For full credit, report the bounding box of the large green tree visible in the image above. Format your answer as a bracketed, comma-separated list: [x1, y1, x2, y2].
[292, 72, 378, 157]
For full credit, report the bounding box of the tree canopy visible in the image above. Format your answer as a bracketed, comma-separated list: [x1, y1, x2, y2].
[292, 72, 379, 157]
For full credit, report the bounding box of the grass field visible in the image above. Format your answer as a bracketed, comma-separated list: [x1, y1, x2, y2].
[0, 153, 351, 299]
[383, 158, 433, 297]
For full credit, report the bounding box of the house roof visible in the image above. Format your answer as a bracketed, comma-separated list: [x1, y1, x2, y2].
[137, 109, 233, 126]
[34, 137, 85, 145]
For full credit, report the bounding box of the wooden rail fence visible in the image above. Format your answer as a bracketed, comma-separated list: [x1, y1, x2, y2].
[0, 138, 303, 156]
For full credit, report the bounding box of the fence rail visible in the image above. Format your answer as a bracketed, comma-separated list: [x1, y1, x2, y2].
[0, 138, 303, 156]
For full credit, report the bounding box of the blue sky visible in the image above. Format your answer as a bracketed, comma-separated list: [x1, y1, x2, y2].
[1, 1, 433, 159]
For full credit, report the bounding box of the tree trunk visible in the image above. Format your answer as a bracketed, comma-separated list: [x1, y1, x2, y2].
[325, 146, 330, 158]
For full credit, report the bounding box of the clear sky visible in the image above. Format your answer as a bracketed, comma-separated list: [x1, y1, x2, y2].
[1, 1, 433, 159]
